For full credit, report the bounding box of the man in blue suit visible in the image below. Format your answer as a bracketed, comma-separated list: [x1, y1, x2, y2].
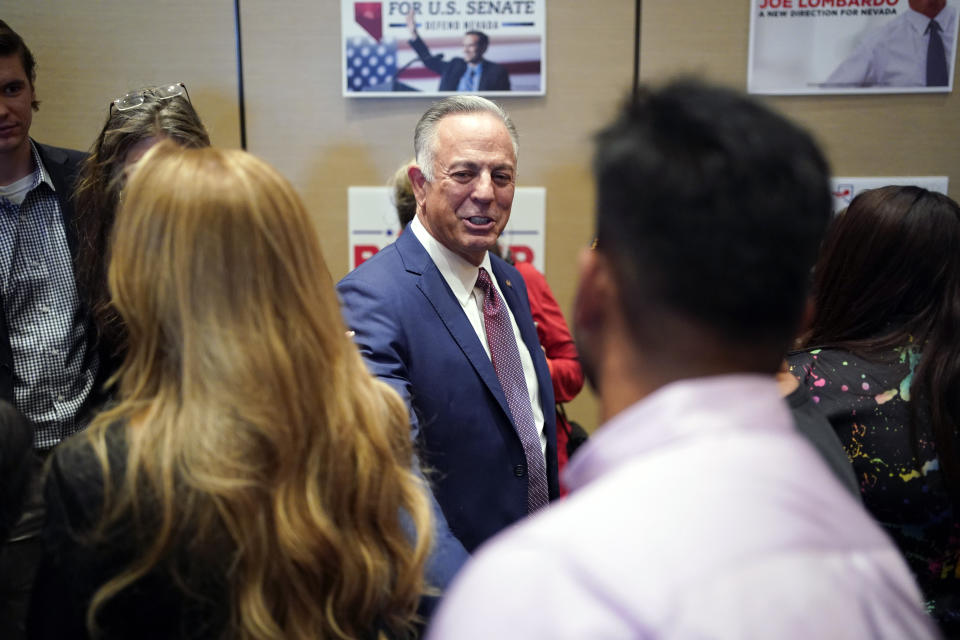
[337, 96, 558, 556]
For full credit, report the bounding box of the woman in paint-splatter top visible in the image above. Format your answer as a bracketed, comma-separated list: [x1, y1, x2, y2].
[788, 186, 960, 633]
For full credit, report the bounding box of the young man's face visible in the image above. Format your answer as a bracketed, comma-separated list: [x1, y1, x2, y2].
[0, 54, 34, 162]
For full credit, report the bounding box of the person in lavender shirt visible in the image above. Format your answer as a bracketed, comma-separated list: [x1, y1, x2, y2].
[427, 80, 938, 639]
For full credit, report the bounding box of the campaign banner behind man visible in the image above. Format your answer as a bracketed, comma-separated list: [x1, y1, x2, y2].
[347, 185, 545, 270]
[748, 0, 959, 94]
[830, 175, 948, 210]
[342, 0, 545, 96]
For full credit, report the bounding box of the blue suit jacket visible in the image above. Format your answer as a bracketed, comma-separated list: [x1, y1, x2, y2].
[337, 230, 558, 553]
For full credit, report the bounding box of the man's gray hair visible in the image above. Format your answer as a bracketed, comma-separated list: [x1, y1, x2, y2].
[413, 95, 519, 181]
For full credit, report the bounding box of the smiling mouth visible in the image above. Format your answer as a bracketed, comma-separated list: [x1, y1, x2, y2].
[466, 216, 494, 226]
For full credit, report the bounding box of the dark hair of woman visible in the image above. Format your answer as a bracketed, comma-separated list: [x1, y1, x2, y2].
[802, 185, 960, 494]
[72, 90, 210, 368]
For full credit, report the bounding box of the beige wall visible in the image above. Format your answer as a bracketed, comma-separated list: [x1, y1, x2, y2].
[640, 0, 960, 199]
[5, 2, 242, 151]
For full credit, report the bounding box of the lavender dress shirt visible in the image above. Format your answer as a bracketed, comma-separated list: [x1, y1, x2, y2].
[428, 375, 938, 639]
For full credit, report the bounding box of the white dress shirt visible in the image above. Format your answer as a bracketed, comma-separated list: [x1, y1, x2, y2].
[826, 5, 957, 87]
[409, 216, 546, 454]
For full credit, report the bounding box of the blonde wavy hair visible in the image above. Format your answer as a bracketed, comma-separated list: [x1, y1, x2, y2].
[84, 141, 432, 639]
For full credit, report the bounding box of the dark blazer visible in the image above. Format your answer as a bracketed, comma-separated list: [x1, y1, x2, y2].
[337, 230, 558, 554]
[410, 36, 512, 91]
[0, 142, 107, 426]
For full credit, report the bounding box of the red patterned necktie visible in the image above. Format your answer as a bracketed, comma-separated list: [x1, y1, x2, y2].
[476, 267, 549, 512]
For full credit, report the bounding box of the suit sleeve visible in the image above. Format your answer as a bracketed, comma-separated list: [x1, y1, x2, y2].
[336, 273, 470, 588]
[409, 36, 449, 75]
[824, 41, 879, 86]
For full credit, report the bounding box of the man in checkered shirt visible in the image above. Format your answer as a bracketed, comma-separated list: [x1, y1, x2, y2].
[0, 21, 102, 452]
[0, 20, 108, 636]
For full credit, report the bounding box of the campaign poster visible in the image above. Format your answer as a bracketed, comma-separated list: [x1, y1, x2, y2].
[748, 0, 959, 94]
[347, 185, 546, 271]
[342, 1, 546, 97]
[830, 175, 949, 210]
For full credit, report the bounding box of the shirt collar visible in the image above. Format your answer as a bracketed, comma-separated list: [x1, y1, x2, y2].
[906, 5, 951, 33]
[28, 140, 56, 192]
[563, 374, 791, 491]
[410, 214, 493, 306]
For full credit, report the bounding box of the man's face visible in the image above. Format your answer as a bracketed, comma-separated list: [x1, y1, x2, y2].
[0, 54, 34, 160]
[415, 112, 516, 266]
[909, 0, 946, 18]
[463, 34, 484, 64]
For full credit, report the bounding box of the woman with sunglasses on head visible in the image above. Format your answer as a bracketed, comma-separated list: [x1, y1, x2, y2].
[29, 142, 438, 639]
[73, 83, 209, 374]
[788, 185, 960, 635]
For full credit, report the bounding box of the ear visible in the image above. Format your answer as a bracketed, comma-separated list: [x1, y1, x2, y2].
[408, 165, 428, 209]
[573, 247, 618, 334]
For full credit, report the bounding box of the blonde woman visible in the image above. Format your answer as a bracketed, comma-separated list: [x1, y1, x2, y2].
[30, 142, 444, 639]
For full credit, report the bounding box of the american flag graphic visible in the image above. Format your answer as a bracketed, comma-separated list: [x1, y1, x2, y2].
[345, 37, 398, 92]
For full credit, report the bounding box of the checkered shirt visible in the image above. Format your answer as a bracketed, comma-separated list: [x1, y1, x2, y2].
[0, 142, 98, 449]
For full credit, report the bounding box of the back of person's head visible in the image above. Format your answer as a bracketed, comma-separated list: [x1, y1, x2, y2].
[803, 186, 960, 497]
[464, 30, 490, 53]
[593, 79, 832, 372]
[74, 86, 210, 361]
[77, 86, 210, 226]
[0, 19, 38, 110]
[0, 400, 31, 541]
[806, 186, 960, 348]
[391, 158, 417, 229]
[85, 141, 432, 639]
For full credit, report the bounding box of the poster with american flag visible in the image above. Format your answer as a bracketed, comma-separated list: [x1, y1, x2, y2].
[342, 0, 546, 97]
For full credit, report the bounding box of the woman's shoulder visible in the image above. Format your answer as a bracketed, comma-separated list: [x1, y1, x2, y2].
[46, 423, 128, 519]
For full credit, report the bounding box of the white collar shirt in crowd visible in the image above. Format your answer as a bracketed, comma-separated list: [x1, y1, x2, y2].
[427, 374, 938, 639]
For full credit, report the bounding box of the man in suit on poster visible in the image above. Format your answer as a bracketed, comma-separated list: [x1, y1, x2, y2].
[405, 10, 511, 91]
[337, 95, 557, 556]
[826, 0, 957, 87]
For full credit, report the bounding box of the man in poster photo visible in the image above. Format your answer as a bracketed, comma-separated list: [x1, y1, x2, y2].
[825, 0, 957, 87]
[405, 9, 511, 91]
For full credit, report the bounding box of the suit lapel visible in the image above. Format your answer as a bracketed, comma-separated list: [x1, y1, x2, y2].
[396, 231, 515, 423]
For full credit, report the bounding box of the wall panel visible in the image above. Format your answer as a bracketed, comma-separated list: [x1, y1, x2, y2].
[6, 1, 241, 151]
